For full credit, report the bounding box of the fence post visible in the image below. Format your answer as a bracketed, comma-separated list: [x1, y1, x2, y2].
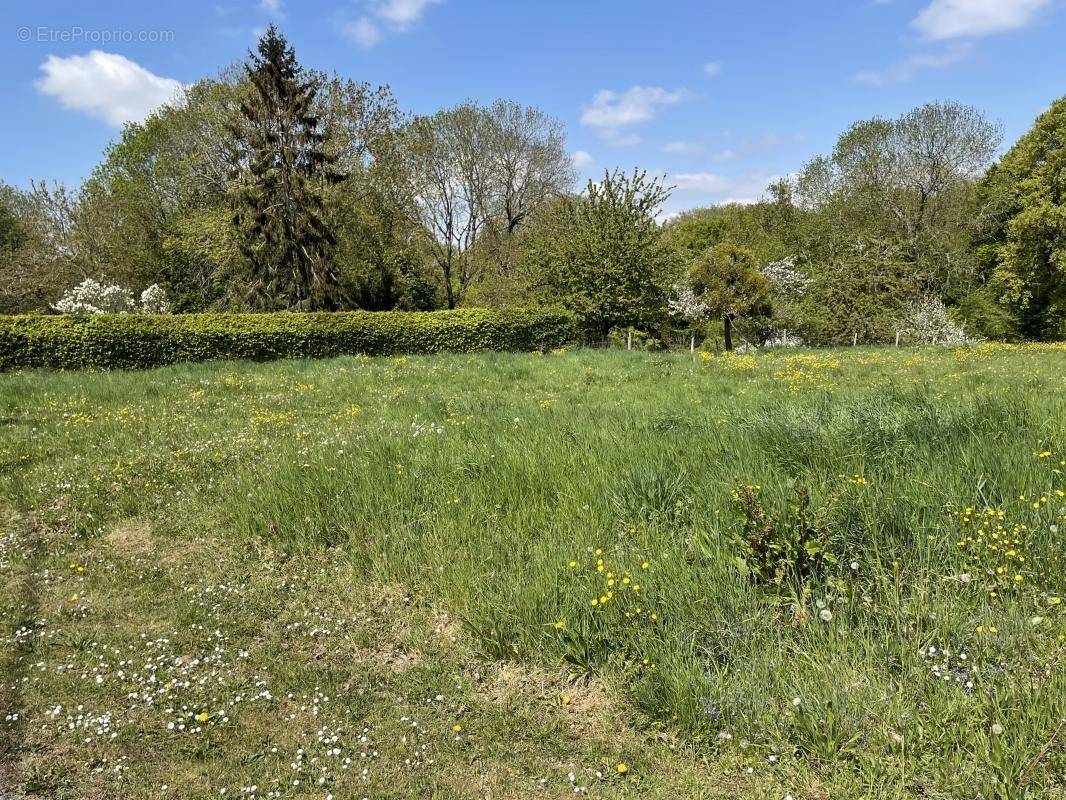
[627, 331, 632, 351]
[690, 334, 695, 353]
[895, 330, 900, 347]
[852, 332, 858, 347]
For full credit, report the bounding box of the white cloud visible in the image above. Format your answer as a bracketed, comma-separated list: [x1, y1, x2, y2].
[260, 0, 285, 16]
[703, 61, 722, 77]
[580, 86, 691, 129]
[570, 150, 594, 167]
[343, 0, 443, 47]
[912, 0, 1051, 40]
[36, 51, 184, 127]
[854, 43, 972, 85]
[663, 141, 704, 155]
[375, 0, 442, 27]
[344, 17, 382, 47]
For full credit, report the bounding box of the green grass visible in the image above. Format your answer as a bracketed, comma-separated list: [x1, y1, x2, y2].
[1, 344, 1064, 799]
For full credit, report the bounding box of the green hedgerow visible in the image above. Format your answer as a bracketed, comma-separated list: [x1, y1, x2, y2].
[0, 308, 578, 370]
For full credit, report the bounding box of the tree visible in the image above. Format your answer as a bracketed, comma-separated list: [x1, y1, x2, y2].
[408, 103, 490, 309]
[519, 169, 677, 337]
[688, 244, 771, 351]
[0, 181, 83, 313]
[74, 75, 245, 310]
[230, 26, 346, 311]
[408, 99, 574, 308]
[663, 197, 799, 267]
[478, 99, 574, 274]
[794, 102, 1001, 297]
[978, 96, 1066, 340]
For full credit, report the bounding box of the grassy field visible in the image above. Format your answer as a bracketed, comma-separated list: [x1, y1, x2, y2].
[1, 344, 1064, 799]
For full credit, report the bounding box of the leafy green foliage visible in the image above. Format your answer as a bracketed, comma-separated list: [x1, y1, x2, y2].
[688, 244, 772, 350]
[980, 96, 1066, 340]
[519, 169, 678, 337]
[0, 308, 578, 370]
[729, 483, 837, 587]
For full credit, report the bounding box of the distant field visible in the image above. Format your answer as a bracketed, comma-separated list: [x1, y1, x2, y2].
[1, 345, 1064, 799]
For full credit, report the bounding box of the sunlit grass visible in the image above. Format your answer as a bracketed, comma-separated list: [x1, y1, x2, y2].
[1, 344, 1064, 798]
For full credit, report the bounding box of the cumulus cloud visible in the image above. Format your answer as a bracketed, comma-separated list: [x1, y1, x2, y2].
[854, 43, 972, 85]
[580, 86, 690, 147]
[36, 51, 184, 127]
[912, 0, 1051, 40]
[570, 150, 594, 167]
[343, 0, 443, 48]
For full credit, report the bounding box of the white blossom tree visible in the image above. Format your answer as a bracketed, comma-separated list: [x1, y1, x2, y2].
[53, 279, 172, 315]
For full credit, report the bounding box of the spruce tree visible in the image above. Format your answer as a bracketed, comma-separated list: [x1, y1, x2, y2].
[231, 25, 346, 310]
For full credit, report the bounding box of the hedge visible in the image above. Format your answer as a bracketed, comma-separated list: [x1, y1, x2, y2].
[0, 308, 579, 371]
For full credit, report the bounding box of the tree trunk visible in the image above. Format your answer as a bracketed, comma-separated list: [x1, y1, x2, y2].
[723, 314, 733, 352]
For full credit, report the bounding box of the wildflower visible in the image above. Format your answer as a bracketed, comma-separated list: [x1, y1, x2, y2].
[567, 561, 577, 568]
[818, 609, 832, 622]
[562, 694, 571, 705]
[452, 724, 462, 732]
[991, 723, 1004, 736]
[616, 763, 628, 774]
[791, 697, 801, 707]
[196, 712, 208, 722]
[553, 620, 565, 629]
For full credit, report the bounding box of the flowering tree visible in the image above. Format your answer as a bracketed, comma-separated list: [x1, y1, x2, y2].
[53, 279, 172, 315]
[762, 256, 813, 300]
[688, 243, 771, 351]
[897, 296, 979, 345]
[667, 285, 712, 323]
[139, 284, 173, 314]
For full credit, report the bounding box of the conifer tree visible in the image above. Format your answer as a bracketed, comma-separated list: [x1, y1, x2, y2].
[231, 25, 346, 310]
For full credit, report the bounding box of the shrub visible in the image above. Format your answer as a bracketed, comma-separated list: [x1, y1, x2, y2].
[52, 278, 173, 315]
[0, 308, 578, 371]
[897, 296, 982, 346]
[52, 278, 136, 314]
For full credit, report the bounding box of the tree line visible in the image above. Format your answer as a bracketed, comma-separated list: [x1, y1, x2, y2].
[2, 26, 1064, 345]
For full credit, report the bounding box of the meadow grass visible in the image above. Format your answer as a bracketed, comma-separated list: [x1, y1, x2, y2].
[1, 344, 1064, 799]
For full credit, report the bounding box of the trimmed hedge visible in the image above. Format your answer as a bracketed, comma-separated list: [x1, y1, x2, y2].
[0, 308, 579, 371]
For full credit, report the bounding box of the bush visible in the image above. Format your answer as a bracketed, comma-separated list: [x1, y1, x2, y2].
[0, 308, 578, 371]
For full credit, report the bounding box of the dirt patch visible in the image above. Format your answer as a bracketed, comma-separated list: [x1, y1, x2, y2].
[103, 521, 153, 553]
[482, 662, 625, 741]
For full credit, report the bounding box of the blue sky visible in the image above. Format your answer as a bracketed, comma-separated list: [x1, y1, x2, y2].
[2, 0, 1064, 215]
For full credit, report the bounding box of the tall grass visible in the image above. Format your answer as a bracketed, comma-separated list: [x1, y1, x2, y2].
[3, 344, 1064, 796]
